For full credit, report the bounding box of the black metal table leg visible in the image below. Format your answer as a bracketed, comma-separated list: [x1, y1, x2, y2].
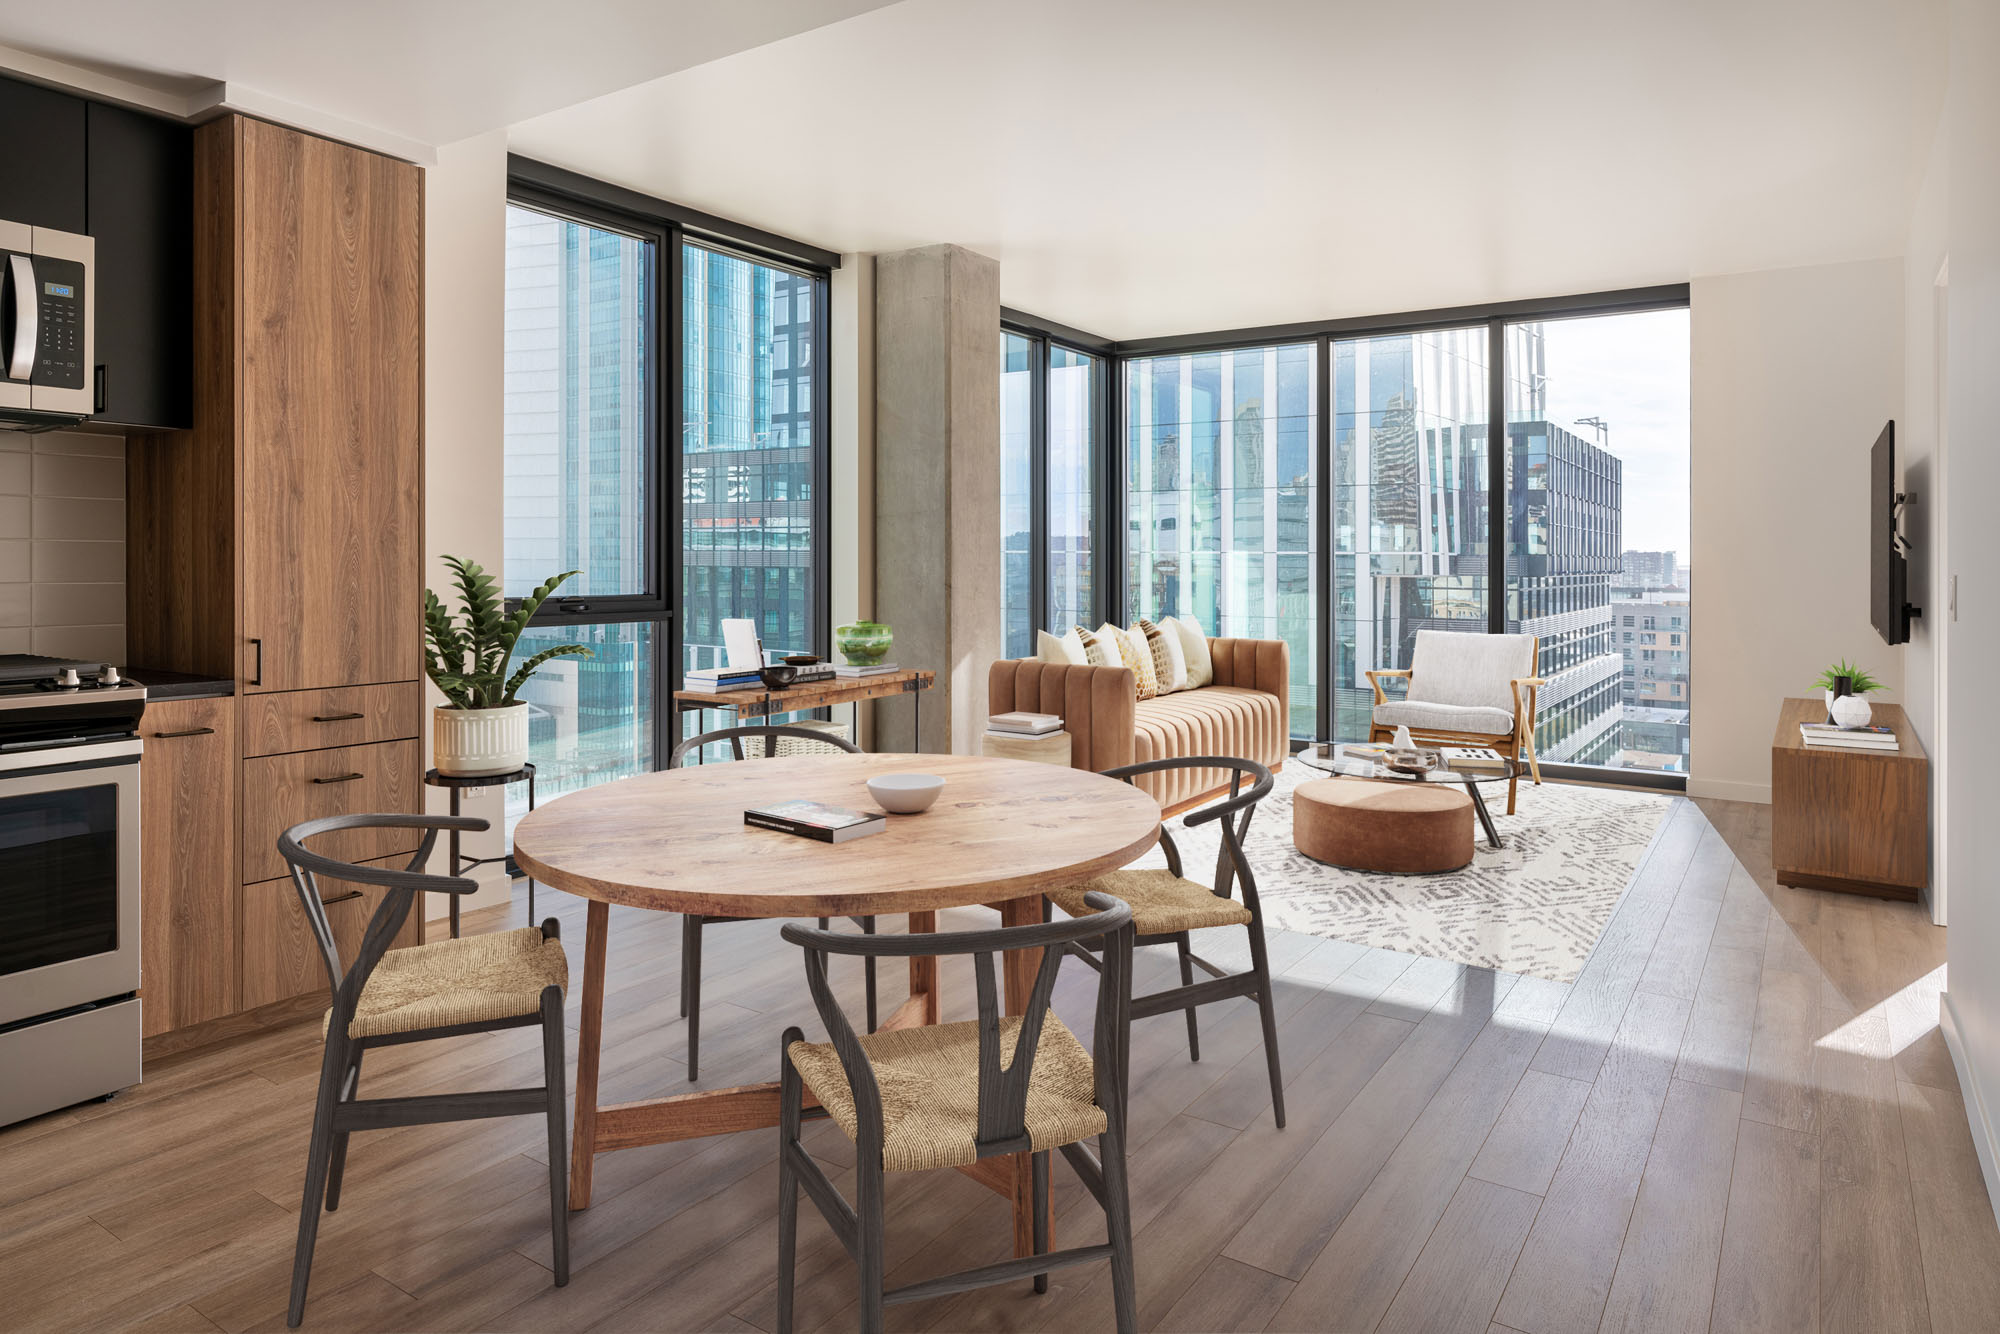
[526, 770, 537, 924]
[912, 689, 921, 754]
[1467, 783, 1503, 850]
[448, 787, 463, 939]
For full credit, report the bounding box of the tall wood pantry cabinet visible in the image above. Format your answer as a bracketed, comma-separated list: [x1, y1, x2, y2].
[130, 114, 426, 1044]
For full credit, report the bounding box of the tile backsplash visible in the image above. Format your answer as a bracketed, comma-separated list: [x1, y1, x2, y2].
[0, 429, 126, 663]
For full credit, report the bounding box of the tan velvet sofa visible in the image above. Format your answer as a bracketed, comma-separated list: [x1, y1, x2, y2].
[987, 637, 1291, 813]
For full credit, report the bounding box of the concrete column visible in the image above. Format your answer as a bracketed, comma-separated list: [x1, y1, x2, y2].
[872, 244, 1001, 755]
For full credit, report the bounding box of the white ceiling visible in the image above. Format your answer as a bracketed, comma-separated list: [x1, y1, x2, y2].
[0, 0, 897, 153]
[508, 0, 1948, 339]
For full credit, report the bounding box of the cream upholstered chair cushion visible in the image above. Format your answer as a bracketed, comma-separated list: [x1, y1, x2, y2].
[1386, 630, 1537, 730]
[787, 1013, 1105, 1172]
[1049, 868, 1252, 935]
[330, 926, 568, 1040]
[1372, 699, 1516, 735]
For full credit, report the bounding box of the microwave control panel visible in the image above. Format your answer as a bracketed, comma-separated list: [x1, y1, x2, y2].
[31, 257, 85, 390]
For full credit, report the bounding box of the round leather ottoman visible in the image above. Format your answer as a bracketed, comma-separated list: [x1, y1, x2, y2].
[1293, 778, 1474, 873]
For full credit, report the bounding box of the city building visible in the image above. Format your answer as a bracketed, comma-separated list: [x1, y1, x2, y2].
[1620, 549, 1680, 587]
[1611, 583, 1692, 769]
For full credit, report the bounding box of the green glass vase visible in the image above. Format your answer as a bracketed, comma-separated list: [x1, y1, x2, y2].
[834, 620, 893, 666]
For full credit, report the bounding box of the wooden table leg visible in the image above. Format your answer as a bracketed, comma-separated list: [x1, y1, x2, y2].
[568, 898, 610, 1211]
[907, 909, 940, 1026]
[996, 894, 1054, 1260]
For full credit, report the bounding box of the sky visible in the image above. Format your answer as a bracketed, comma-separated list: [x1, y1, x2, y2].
[1535, 308, 1691, 562]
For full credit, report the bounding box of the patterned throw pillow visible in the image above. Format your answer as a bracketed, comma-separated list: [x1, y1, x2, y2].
[1072, 625, 1107, 667]
[1095, 622, 1155, 699]
[1121, 625, 1160, 699]
[1138, 618, 1188, 694]
[1169, 616, 1214, 689]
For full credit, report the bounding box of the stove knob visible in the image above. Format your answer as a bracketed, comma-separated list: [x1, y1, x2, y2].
[96, 665, 121, 687]
[53, 667, 81, 688]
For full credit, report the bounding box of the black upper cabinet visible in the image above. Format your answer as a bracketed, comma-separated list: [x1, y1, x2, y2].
[0, 80, 86, 232]
[86, 102, 192, 429]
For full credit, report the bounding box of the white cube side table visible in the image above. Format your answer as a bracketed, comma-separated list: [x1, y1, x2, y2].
[980, 728, 1072, 766]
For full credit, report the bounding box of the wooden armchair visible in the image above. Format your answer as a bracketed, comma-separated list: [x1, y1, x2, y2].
[1366, 630, 1545, 813]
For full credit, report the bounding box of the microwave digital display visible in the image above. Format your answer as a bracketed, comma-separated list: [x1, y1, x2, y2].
[42, 283, 72, 298]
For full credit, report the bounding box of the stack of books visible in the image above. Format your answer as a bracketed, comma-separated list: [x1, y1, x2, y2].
[785, 663, 838, 686]
[1438, 745, 1509, 773]
[987, 711, 1063, 739]
[833, 662, 900, 678]
[685, 665, 763, 694]
[1799, 721, 1900, 752]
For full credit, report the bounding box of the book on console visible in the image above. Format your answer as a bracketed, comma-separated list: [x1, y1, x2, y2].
[744, 799, 885, 843]
[832, 662, 900, 677]
[683, 679, 760, 693]
[1799, 722, 1898, 749]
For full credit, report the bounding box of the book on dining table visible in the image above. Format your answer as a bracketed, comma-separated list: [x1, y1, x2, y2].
[744, 799, 885, 843]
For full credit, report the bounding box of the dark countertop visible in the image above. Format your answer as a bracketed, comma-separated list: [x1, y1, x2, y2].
[122, 665, 236, 701]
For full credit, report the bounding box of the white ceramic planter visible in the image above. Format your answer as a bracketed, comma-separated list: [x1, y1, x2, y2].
[434, 703, 530, 776]
[1824, 689, 1874, 730]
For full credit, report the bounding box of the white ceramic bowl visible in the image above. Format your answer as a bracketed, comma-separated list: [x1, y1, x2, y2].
[866, 772, 945, 814]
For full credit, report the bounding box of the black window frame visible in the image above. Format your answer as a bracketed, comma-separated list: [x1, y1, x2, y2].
[502, 159, 836, 774]
[999, 307, 1115, 640]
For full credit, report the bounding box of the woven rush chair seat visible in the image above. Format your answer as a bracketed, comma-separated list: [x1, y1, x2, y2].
[327, 926, 569, 1040]
[1049, 868, 1252, 935]
[787, 1012, 1106, 1173]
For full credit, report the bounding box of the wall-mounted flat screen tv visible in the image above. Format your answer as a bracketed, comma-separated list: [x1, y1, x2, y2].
[1872, 420, 1913, 645]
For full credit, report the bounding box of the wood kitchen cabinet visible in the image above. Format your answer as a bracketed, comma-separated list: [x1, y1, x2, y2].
[237, 118, 422, 694]
[127, 114, 426, 1050]
[138, 695, 238, 1038]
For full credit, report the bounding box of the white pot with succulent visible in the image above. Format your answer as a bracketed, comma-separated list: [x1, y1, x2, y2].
[424, 557, 592, 777]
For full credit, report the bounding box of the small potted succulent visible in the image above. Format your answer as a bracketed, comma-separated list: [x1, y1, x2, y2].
[1813, 658, 1885, 730]
[424, 556, 592, 776]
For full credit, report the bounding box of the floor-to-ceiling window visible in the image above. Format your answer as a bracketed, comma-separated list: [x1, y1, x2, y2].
[1000, 321, 1107, 651]
[501, 180, 831, 822]
[502, 203, 661, 813]
[1124, 343, 1318, 738]
[1118, 292, 1687, 779]
[1508, 308, 1690, 773]
[681, 243, 824, 674]
[1329, 327, 1491, 744]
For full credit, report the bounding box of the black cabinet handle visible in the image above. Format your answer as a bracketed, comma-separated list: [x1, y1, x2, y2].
[312, 712, 364, 723]
[318, 890, 363, 907]
[311, 772, 363, 785]
[563, 601, 591, 613]
[151, 726, 216, 739]
[94, 364, 107, 415]
[248, 638, 262, 686]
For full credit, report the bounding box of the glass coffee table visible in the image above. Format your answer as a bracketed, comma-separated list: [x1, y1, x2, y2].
[1295, 742, 1517, 849]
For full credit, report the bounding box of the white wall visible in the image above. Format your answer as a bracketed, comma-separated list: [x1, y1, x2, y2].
[1687, 258, 1904, 803]
[1936, 0, 2000, 1226]
[421, 129, 512, 920]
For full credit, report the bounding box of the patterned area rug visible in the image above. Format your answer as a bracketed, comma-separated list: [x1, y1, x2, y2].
[1131, 762, 1674, 983]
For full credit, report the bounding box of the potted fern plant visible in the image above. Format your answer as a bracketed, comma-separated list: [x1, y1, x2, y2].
[424, 556, 592, 776]
[1813, 657, 1885, 730]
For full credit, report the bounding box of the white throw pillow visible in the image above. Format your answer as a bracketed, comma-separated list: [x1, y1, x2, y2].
[1035, 628, 1089, 665]
[1169, 616, 1214, 689]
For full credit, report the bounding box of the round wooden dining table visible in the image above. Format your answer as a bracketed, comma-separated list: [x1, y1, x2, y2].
[511, 750, 1161, 1258]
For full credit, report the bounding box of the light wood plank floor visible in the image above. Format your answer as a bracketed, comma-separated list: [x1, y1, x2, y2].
[4, 795, 1997, 1333]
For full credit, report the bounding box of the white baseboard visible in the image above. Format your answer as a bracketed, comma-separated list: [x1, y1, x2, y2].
[1685, 776, 1772, 804]
[1941, 990, 2000, 1233]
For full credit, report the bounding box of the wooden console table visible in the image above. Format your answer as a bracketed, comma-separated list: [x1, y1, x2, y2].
[672, 669, 935, 746]
[1770, 697, 1928, 900]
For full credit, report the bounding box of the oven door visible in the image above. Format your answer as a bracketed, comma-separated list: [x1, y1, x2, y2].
[0, 738, 142, 1027]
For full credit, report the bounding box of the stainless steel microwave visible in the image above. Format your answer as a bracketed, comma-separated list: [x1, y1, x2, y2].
[0, 220, 94, 424]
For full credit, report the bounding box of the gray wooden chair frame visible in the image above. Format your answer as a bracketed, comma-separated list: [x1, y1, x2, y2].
[668, 724, 877, 1081]
[1062, 755, 1287, 1128]
[276, 813, 568, 1328]
[775, 893, 1140, 1333]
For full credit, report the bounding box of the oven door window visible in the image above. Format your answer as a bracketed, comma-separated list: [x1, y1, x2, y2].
[0, 783, 120, 977]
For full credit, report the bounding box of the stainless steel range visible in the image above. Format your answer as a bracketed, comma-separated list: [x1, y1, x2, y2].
[0, 653, 147, 1127]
